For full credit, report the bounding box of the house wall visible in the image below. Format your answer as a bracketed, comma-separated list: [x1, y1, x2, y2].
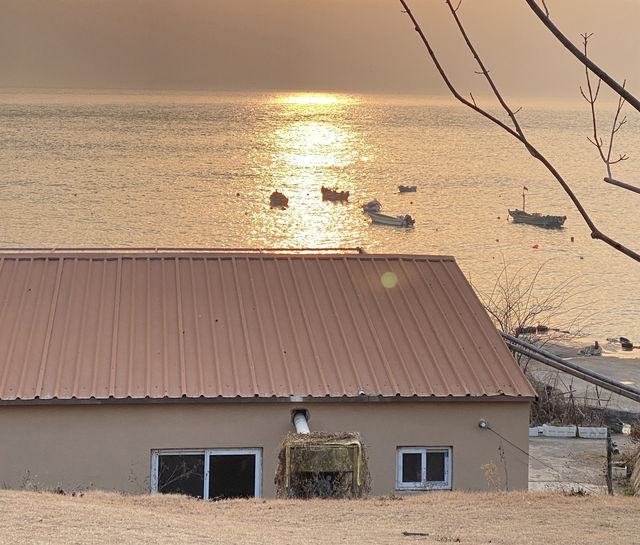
[0, 400, 529, 496]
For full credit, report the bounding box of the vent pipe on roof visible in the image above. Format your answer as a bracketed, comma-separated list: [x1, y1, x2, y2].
[292, 410, 310, 434]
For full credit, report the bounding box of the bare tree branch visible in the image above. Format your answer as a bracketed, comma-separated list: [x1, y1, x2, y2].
[580, 34, 632, 183]
[398, 0, 640, 264]
[540, 0, 550, 17]
[604, 177, 640, 194]
[445, 0, 527, 141]
[524, 0, 640, 115]
[580, 34, 611, 176]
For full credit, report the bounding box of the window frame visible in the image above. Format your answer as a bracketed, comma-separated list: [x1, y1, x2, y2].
[151, 448, 262, 499]
[396, 446, 452, 491]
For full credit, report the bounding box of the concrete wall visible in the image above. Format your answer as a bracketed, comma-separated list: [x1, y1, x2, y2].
[632, 448, 640, 496]
[0, 400, 529, 496]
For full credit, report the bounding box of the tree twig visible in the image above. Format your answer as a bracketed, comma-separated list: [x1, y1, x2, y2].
[580, 34, 633, 186]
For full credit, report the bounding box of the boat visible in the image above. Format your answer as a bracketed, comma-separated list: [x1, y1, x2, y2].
[508, 209, 566, 228]
[367, 211, 415, 228]
[508, 187, 566, 228]
[270, 191, 289, 208]
[362, 199, 381, 213]
[620, 336, 634, 351]
[579, 342, 602, 357]
[398, 185, 417, 192]
[321, 186, 349, 201]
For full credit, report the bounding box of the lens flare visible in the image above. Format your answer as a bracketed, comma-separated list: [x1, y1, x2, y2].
[381, 271, 398, 289]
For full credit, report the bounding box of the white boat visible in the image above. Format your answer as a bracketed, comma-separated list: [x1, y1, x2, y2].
[362, 200, 381, 213]
[367, 211, 415, 228]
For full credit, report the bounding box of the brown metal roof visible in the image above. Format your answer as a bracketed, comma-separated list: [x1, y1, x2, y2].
[0, 250, 535, 401]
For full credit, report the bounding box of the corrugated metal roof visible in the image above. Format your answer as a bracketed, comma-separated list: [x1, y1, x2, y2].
[0, 250, 535, 401]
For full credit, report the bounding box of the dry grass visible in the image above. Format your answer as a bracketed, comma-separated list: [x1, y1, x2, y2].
[1, 489, 638, 544]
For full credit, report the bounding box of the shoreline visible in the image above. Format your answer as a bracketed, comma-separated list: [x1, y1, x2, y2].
[521, 332, 640, 415]
[537, 331, 639, 360]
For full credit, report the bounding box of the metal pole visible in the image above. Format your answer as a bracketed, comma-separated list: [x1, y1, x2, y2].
[606, 428, 614, 495]
[501, 332, 640, 404]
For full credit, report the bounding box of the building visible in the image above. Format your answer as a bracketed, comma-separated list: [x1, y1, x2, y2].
[0, 249, 535, 498]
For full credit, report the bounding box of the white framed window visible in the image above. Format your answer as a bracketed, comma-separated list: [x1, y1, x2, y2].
[151, 448, 262, 499]
[396, 447, 452, 490]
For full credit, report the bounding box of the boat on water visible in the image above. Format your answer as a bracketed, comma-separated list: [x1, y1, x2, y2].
[508, 209, 566, 228]
[321, 186, 349, 201]
[508, 186, 566, 228]
[270, 191, 289, 208]
[367, 211, 415, 228]
[398, 185, 417, 192]
[362, 199, 381, 213]
[620, 336, 634, 351]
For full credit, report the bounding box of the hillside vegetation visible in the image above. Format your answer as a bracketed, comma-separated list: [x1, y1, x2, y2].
[1, 489, 638, 544]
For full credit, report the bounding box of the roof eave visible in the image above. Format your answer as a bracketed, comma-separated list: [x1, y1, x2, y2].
[0, 394, 534, 406]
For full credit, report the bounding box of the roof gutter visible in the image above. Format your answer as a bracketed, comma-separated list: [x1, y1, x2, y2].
[0, 393, 531, 407]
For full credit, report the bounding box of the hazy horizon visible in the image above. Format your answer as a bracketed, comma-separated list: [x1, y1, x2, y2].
[2, 0, 639, 99]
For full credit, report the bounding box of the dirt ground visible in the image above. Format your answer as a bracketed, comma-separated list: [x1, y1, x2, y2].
[0, 489, 638, 545]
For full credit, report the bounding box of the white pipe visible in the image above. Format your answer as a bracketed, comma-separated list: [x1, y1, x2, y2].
[293, 411, 310, 434]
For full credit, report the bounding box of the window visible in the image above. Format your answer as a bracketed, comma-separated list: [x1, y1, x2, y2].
[396, 447, 451, 490]
[151, 448, 262, 499]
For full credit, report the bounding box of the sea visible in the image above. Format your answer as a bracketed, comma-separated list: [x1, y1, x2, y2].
[1, 89, 639, 342]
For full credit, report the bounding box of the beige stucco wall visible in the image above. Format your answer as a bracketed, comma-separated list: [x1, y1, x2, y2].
[0, 400, 529, 496]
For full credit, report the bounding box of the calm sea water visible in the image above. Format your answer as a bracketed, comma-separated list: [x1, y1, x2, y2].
[1, 89, 639, 341]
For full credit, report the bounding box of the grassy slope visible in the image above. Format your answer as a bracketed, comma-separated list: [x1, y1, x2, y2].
[1, 489, 638, 545]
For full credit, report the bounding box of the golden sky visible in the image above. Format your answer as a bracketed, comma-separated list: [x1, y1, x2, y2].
[0, 0, 638, 96]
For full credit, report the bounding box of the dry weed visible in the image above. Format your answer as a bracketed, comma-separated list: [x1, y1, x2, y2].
[0, 489, 639, 545]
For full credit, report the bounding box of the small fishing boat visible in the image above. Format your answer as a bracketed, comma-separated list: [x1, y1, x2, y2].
[362, 199, 381, 213]
[367, 211, 415, 228]
[620, 336, 634, 351]
[270, 191, 289, 208]
[508, 209, 566, 228]
[508, 186, 566, 228]
[398, 185, 417, 192]
[321, 186, 349, 201]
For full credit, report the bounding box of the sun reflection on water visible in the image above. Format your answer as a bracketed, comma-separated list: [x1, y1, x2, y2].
[253, 92, 369, 249]
[274, 121, 354, 169]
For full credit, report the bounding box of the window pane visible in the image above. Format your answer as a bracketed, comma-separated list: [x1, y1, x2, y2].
[158, 454, 204, 498]
[401, 453, 422, 483]
[426, 451, 446, 482]
[209, 454, 256, 499]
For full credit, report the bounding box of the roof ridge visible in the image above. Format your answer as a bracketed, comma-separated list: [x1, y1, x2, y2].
[0, 249, 457, 262]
